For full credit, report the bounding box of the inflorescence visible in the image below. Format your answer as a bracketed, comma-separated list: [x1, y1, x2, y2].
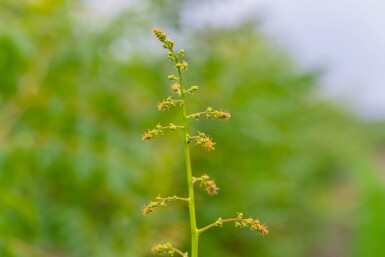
[142, 195, 189, 215]
[199, 212, 269, 236]
[142, 28, 267, 257]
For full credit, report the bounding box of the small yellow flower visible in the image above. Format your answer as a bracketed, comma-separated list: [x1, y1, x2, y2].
[202, 137, 216, 151]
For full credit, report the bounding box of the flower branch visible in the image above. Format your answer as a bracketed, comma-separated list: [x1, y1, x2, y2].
[142, 123, 184, 141]
[187, 107, 231, 121]
[158, 96, 184, 111]
[152, 242, 188, 257]
[142, 195, 189, 215]
[197, 212, 269, 236]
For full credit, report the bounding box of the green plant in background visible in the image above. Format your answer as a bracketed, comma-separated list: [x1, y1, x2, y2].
[2, 2, 385, 256]
[142, 28, 268, 257]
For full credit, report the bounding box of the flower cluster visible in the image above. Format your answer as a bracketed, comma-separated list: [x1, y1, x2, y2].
[142, 195, 183, 215]
[152, 243, 188, 257]
[167, 49, 184, 61]
[196, 132, 216, 151]
[153, 28, 167, 42]
[142, 124, 164, 141]
[142, 123, 183, 141]
[158, 97, 183, 111]
[189, 132, 216, 151]
[176, 60, 188, 71]
[187, 107, 231, 121]
[153, 28, 175, 51]
[192, 174, 220, 195]
[197, 132, 215, 151]
[177, 49, 184, 57]
[234, 212, 269, 236]
[205, 107, 231, 120]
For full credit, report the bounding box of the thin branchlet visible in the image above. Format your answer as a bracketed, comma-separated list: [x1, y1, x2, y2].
[187, 107, 231, 121]
[142, 123, 184, 141]
[158, 96, 184, 111]
[197, 212, 269, 236]
[142, 195, 189, 215]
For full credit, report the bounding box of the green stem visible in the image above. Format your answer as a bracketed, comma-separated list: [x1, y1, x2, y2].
[172, 247, 189, 257]
[175, 53, 199, 257]
[186, 111, 209, 119]
[158, 196, 190, 202]
[158, 125, 184, 130]
[197, 218, 240, 235]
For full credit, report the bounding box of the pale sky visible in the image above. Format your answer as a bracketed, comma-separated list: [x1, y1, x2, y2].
[88, 0, 385, 119]
[182, 0, 385, 119]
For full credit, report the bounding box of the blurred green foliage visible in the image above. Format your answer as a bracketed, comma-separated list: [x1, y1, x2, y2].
[1, 1, 385, 257]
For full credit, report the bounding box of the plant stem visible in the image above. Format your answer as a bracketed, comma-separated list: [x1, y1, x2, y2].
[197, 218, 241, 235]
[175, 54, 199, 257]
[158, 196, 190, 202]
[172, 247, 189, 257]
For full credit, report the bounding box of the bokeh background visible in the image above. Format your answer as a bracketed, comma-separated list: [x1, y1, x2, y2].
[1, 1, 385, 257]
